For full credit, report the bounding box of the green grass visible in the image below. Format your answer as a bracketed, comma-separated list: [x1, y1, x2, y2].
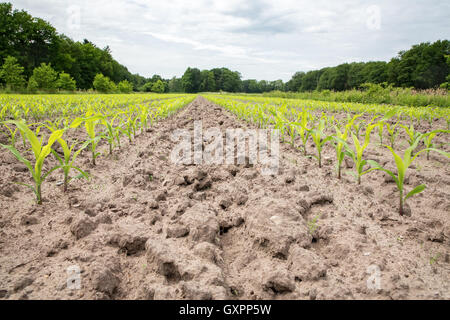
[262, 86, 450, 108]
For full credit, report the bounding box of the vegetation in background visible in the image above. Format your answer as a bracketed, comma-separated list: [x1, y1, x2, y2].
[263, 84, 449, 108]
[28, 63, 58, 92]
[57, 73, 77, 92]
[0, 56, 25, 91]
[93, 74, 116, 93]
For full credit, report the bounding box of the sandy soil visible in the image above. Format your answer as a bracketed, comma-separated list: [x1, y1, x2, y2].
[0, 96, 448, 300]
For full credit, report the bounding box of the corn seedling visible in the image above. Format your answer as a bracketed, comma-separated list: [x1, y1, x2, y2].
[339, 123, 377, 185]
[286, 121, 298, 148]
[422, 130, 449, 160]
[101, 114, 121, 155]
[368, 135, 450, 215]
[0, 120, 63, 204]
[82, 114, 102, 165]
[401, 123, 422, 150]
[273, 111, 287, 142]
[296, 109, 312, 156]
[310, 119, 334, 168]
[139, 104, 149, 134]
[51, 136, 93, 192]
[333, 114, 360, 179]
[377, 121, 384, 145]
[430, 253, 440, 265]
[386, 121, 400, 148]
[307, 215, 320, 235]
[3, 123, 18, 147]
[353, 120, 365, 138]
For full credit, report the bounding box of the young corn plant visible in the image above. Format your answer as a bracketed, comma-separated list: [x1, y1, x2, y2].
[84, 115, 102, 165]
[296, 109, 312, 156]
[376, 110, 398, 146]
[3, 123, 18, 147]
[368, 135, 450, 216]
[101, 114, 121, 155]
[422, 130, 450, 160]
[353, 120, 365, 138]
[51, 137, 94, 192]
[70, 113, 103, 165]
[386, 121, 400, 148]
[0, 120, 64, 204]
[377, 121, 384, 145]
[139, 104, 149, 134]
[309, 119, 334, 168]
[282, 111, 302, 148]
[273, 112, 288, 143]
[286, 121, 298, 148]
[401, 123, 422, 150]
[339, 123, 377, 185]
[114, 117, 126, 150]
[121, 115, 137, 143]
[333, 114, 360, 179]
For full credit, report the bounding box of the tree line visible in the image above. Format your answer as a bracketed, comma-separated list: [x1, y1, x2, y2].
[168, 40, 449, 94]
[286, 40, 449, 92]
[0, 2, 448, 94]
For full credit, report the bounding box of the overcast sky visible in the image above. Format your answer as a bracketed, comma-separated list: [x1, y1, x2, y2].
[10, 0, 450, 81]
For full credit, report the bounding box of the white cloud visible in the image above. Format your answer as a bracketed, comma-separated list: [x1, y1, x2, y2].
[9, 0, 450, 81]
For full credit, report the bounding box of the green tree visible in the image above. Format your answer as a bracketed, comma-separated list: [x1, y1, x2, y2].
[258, 80, 269, 92]
[118, 80, 133, 93]
[286, 72, 305, 92]
[27, 76, 38, 92]
[139, 82, 153, 92]
[93, 73, 115, 93]
[387, 40, 449, 88]
[151, 79, 165, 93]
[0, 3, 59, 77]
[182, 67, 201, 93]
[109, 81, 117, 93]
[317, 68, 334, 90]
[242, 79, 261, 93]
[331, 63, 350, 91]
[300, 70, 324, 91]
[363, 61, 388, 84]
[221, 68, 242, 92]
[439, 55, 450, 89]
[0, 56, 25, 90]
[168, 77, 183, 92]
[271, 80, 285, 92]
[57, 72, 76, 91]
[30, 63, 58, 91]
[199, 70, 216, 92]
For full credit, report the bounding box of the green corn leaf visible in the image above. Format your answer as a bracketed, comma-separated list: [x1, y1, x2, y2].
[405, 184, 426, 201]
[0, 143, 34, 174]
[4, 120, 41, 158]
[412, 148, 450, 163]
[385, 145, 405, 188]
[14, 181, 36, 194]
[42, 165, 62, 181]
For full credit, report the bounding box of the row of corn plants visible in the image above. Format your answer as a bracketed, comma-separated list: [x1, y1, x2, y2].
[205, 94, 450, 216]
[0, 94, 195, 204]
